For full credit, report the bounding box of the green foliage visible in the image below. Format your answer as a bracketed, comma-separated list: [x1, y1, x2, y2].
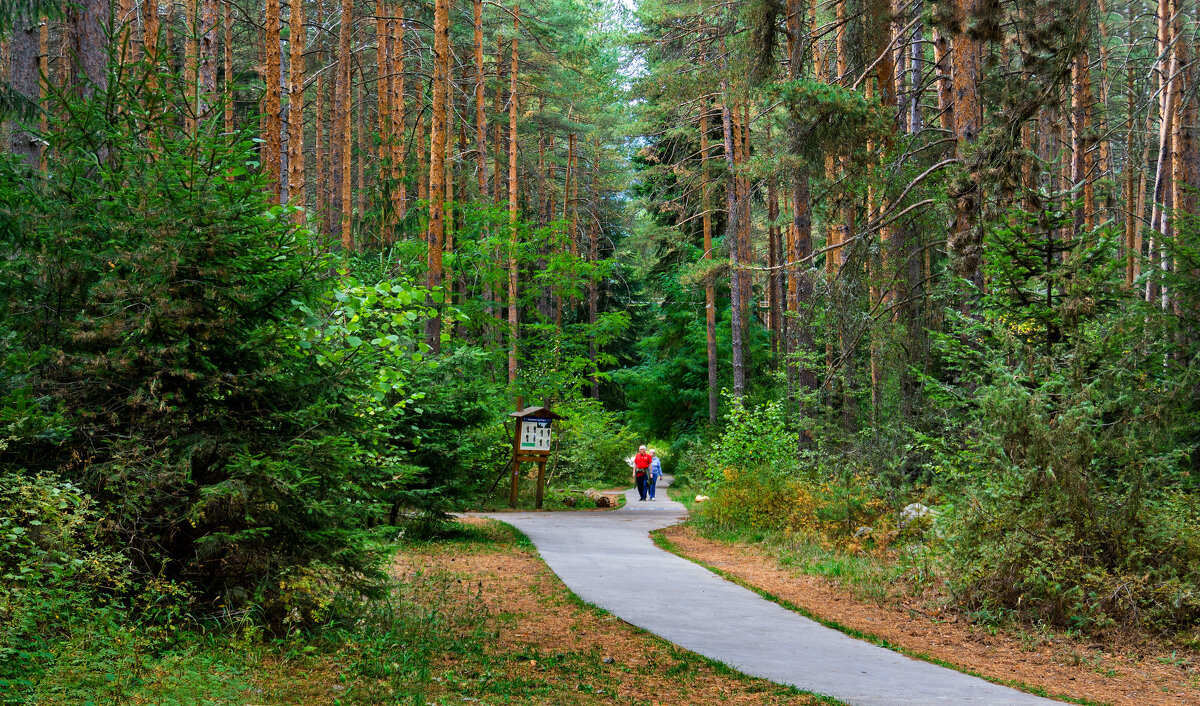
[924, 214, 1200, 632]
[0, 75, 433, 623]
[548, 396, 639, 488]
[384, 346, 510, 517]
[703, 396, 799, 485]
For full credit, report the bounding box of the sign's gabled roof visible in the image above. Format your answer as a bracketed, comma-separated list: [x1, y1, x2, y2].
[509, 405, 566, 421]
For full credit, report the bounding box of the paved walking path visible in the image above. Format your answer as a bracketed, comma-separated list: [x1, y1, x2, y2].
[474, 477, 1060, 705]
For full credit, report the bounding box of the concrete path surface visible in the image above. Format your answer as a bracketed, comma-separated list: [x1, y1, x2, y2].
[474, 477, 1060, 706]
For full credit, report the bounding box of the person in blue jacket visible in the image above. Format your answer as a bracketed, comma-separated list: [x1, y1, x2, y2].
[647, 452, 663, 500]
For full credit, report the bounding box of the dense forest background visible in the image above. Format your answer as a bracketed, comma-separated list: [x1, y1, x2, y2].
[1, 0, 1199, 699]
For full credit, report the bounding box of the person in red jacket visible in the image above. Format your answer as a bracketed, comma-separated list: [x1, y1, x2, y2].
[633, 445, 653, 501]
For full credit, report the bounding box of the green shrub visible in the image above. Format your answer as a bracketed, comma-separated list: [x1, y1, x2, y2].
[547, 396, 639, 488]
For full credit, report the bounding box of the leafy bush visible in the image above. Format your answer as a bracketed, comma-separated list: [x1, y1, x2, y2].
[549, 396, 639, 488]
[702, 397, 799, 485]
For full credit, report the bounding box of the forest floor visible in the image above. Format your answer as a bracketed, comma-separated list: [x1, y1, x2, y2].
[654, 523, 1200, 705]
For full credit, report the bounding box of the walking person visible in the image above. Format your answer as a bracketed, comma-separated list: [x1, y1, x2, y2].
[633, 445, 652, 501]
[647, 452, 663, 500]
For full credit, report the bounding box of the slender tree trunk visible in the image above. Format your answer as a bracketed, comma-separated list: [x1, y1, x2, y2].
[589, 137, 601, 400]
[1070, 2, 1094, 239]
[392, 6, 406, 221]
[376, 0, 391, 243]
[474, 0, 488, 200]
[185, 0, 198, 132]
[355, 72, 364, 219]
[721, 86, 745, 401]
[198, 0, 217, 116]
[264, 0, 283, 197]
[700, 105, 718, 423]
[336, 0, 353, 249]
[932, 26, 953, 134]
[767, 144, 781, 359]
[416, 70, 427, 209]
[495, 36, 506, 207]
[949, 0, 982, 289]
[1125, 51, 1138, 287]
[1148, 0, 1176, 303]
[222, 0, 232, 134]
[289, 0, 306, 222]
[315, 5, 327, 235]
[145, 0, 161, 94]
[427, 0, 450, 351]
[9, 11, 39, 168]
[1166, 0, 1189, 311]
[508, 4, 520, 386]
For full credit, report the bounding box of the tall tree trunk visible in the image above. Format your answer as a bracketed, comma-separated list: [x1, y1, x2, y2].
[376, 1, 391, 240]
[9, 11, 40, 168]
[1148, 0, 1176, 304]
[145, 0, 161, 93]
[391, 5, 406, 222]
[427, 0, 450, 352]
[495, 36, 505, 207]
[474, 0, 488, 200]
[289, 0, 306, 222]
[508, 4, 520, 386]
[314, 3, 326, 235]
[700, 104, 718, 424]
[336, 0, 353, 249]
[222, 0, 232, 134]
[767, 143, 781, 359]
[949, 0, 982, 289]
[185, 0, 198, 132]
[589, 137, 601, 399]
[1070, 0, 1094, 239]
[355, 72, 364, 220]
[1167, 0, 1188, 311]
[566, 130, 578, 319]
[198, 0, 217, 116]
[932, 26, 953, 134]
[416, 70, 427, 209]
[721, 87, 745, 401]
[264, 0, 283, 197]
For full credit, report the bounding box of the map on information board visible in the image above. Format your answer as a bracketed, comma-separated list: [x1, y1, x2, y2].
[519, 417, 552, 451]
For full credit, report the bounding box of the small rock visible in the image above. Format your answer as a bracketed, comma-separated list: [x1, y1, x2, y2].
[853, 525, 873, 538]
[900, 503, 935, 527]
[602, 656, 615, 664]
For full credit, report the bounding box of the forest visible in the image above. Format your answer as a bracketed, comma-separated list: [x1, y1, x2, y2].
[1, 0, 1198, 701]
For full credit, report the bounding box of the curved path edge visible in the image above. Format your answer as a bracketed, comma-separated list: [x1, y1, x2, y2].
[468, 479, 1060, 706]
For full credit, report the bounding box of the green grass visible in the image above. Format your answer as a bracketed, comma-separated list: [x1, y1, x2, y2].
[6, 519, 843, 705]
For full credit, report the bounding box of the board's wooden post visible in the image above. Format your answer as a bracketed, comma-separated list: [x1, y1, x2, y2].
[509, 418, 522, 508]
[535, 461, 547, 509]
